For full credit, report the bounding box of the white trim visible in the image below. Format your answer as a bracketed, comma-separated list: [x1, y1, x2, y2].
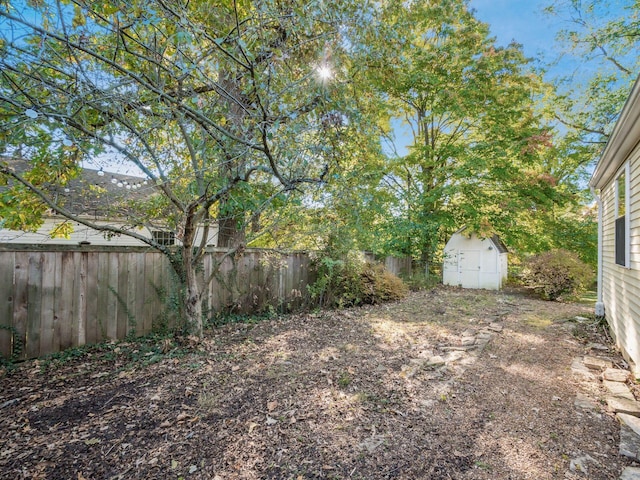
[626, 161, 631, 268]
[614, 162, 631, 268]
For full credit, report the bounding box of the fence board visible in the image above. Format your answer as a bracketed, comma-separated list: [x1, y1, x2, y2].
[106, 253, 119, 340]
[133, 253, 146, 335]
[13, 252, 30, 360]
[0, 252, 15, 360]
[143, 253, 155, 335]
[26, 253, 44, 359]
[64, 252, 77, 350]
[85, 252, 99, 345]
[39, 253, 56, 357]
[0, 246, 319, 359]
[52, 252, 62, 354]
[78, 252, 88, 346]
[96, 252, 109, 342]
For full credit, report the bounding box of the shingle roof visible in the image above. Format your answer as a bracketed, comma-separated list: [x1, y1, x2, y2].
[1, 157, 154, 218]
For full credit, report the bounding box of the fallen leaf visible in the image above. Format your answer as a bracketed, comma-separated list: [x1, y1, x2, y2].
[267, 400, 278, 412]
[160, 420, 172, 428]
[248, 422, 259, 433]
[171, 460, 179, 470]
[84, 438, 101, 446]
[266, 416, 278, 425]
[189, 465, 197, 474]
[177, 412, 189, 421]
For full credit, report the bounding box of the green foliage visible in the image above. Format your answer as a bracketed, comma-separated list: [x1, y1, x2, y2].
[308, 250, 408, 308]
[521, 249, 594, 301]
[0, 0, 375, 337]
[36, 333, 189, 374]
[0, 324, 23, 367]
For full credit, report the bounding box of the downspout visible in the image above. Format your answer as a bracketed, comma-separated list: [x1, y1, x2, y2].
[590, 186, 605, 317]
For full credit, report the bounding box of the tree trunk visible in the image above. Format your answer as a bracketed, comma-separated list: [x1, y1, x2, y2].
[180, 207, 204, 337]
[216, 215, 246, 248]
[183, 276, 203, 338]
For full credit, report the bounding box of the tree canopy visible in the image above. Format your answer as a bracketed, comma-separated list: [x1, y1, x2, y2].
[0, 0, 622, 334]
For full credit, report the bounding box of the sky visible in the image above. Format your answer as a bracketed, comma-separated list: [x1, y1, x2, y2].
[469, 0, 565, 74]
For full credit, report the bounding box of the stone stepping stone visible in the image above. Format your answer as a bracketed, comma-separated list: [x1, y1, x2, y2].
[584, 355, 613, 370]
[569, 454, 597, 475]
[619, 423, 640, 460]
[571, 357, 596, 380]
[460, 336, 476, 346]
[604, 368, 630, 382]
[607, 397, 640, 416]
[603, 380, 634, 400]
[574, 393, 597, 410]
[618, 413, 640, 436]
[426, 355, 445, 367]
[620, 466, 640, 480]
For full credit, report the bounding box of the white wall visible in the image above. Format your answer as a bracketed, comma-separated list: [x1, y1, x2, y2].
[601, 141, 640, 373]
[0, 217, 218, 247]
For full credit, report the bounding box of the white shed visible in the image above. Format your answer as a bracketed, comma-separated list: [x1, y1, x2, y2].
[442, 229, 508, 290]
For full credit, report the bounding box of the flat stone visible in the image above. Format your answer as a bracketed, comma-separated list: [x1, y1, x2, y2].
[443, 351, 467, 363]
[619, 413, 640, 437]
[442, 345, 475, 352]
[488, 323, 503, 332]
[587, 342, 609, 351]
[571, 358, 596, 380]
[620, 424, 640, 460]
[620, 466, 640, 480]
[574, 393, 597, 410]
[583, 356, 613, 370]
[426, 355, 445, 367]
[604, 380, 634, 400]
[475, 339, 490, 353]
[569, 454, 596, 474]
[460, 336, 476, 346]
[476, 332, 492, 341]
[607, 397, 640, 416]
[604, 368, 630, 383]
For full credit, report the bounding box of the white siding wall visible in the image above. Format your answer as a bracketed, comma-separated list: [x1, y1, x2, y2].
[0, 217, 218, 247]
[601, 141, 640, 372]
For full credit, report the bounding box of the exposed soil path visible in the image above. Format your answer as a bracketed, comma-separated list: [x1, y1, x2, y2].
[0, 287, 632, 479]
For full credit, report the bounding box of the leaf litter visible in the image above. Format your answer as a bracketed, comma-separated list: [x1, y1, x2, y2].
[0, 287, 633, 479]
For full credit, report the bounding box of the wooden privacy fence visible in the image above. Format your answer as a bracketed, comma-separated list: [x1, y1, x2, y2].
[0, 245, 311, 360]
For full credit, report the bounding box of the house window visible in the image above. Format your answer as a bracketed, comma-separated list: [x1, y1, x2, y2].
[152, 230, 175, 246]
[615, 164, 630, 267]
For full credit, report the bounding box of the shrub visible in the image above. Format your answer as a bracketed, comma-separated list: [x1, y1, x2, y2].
[521, 249, 594, 301]
[308, 251, 408, 308]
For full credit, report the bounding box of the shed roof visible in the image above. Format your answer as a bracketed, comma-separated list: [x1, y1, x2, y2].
[451, 227, 508, 253]
[590, 73, 640, 189]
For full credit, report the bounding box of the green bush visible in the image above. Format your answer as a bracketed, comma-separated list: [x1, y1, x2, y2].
[308, 251, 408, 308]
[522, 249, 594, 301]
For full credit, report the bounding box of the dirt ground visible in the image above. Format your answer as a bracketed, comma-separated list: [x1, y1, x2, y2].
[0, 286, 635, 479]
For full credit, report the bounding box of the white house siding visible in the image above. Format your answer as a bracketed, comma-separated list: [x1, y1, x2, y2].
[0, 217, 218, 247]
[601, 141, 640, 371]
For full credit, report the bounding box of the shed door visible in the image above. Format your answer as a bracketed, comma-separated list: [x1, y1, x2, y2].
[459, 250, 481, 289]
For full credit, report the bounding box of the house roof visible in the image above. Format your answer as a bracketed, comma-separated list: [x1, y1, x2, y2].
[590, 73, 640, 189]
[1, 157, 154, 218]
